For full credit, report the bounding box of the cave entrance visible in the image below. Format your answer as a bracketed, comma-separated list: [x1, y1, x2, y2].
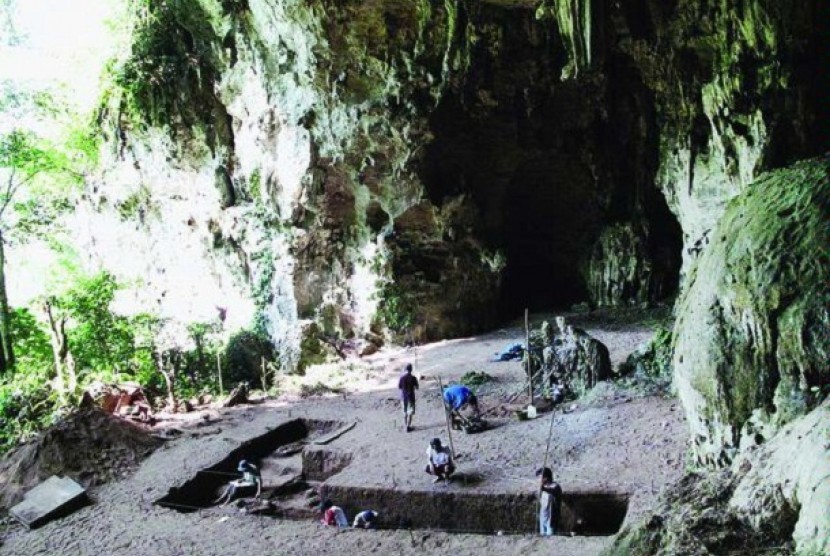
[501, 155, 602, 313]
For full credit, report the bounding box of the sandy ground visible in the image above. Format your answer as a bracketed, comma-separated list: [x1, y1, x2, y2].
[0, 311, 687, 556]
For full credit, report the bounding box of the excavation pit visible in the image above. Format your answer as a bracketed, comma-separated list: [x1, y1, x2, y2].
[156, 419, 340, 512]
[156, 419, 628, 537]
[320, 485, 629, 536]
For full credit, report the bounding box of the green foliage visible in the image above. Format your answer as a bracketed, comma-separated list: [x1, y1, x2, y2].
[116, 185, 154, 221]
[112, 0, 222, 130]
[58, 273, 137, 375]
[0, 130, 63, 184]
[619, 326, 673, 378]
[0, 312, 59, 453]
[375, 283, 415, 335]
[460, 370, 493, 388]
[9, 307, 51, 368]
[0, 367, 60, 453]
[223, 329, 276, 388]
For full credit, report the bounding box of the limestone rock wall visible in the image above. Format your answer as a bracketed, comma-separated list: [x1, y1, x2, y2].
[604, 400, 830, 556]
[673, 157, 830, 467]
[87, 0, 508, 364]
[79, 0, 827, 385]
[615, 0, 829, 267]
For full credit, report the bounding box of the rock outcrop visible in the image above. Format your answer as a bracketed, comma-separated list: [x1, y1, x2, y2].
[603, 400, 830, 556]
[542, 317, 611, 393]
[673, 158, 830, 467]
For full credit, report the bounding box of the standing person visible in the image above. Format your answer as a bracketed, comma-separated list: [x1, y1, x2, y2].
[398, 363, 419, 432]
[425, 438, 455, 483]
[320, 499, 349, 527]
[538, 467, 562, 536]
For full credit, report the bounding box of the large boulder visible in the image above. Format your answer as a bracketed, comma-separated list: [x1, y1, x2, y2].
[543, 317, 611, 394]
[672, 157, 830, 467]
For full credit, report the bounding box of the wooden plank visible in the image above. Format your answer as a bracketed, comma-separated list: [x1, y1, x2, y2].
[311, 422, 357, 445]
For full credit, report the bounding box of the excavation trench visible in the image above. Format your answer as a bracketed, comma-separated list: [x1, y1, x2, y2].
[156, 418, 341, 512]
[321, 485, 629, 535]
[158, 421, 628, 536]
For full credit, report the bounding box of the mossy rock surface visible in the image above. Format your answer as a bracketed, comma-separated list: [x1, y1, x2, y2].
[673, 156, 830, 467]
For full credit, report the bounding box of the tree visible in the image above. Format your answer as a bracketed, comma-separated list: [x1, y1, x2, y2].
[0, 131, 62, 372]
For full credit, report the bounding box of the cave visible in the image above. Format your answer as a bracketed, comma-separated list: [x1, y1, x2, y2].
[419, 3, 683, 318]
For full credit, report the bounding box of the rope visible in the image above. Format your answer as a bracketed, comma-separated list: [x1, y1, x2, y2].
[536, 404, 557, 534]
[542, 405, 556, 470]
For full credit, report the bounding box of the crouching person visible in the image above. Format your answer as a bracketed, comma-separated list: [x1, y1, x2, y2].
[425, 438, 455, 483]
[320, 500, 349, 527]
[214, 459, 261, 506]
[353, 510, 378, 529]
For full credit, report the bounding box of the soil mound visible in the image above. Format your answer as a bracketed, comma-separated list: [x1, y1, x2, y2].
[0, 409, 161, 510]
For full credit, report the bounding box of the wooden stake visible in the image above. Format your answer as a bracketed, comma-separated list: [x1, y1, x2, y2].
[436, 376, 456, 458]
[525, 308, 533, 405]
[216, 351, 224, 396]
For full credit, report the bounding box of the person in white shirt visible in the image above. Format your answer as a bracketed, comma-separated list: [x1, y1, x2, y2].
[214, 459, 262, 505]
[425, 438, 455, 483]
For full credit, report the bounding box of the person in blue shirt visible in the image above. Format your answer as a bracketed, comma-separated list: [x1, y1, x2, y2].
[353, 509, 379, 528]
[443, 384, 480, 428]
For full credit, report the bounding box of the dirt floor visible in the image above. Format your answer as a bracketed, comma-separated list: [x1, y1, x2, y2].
[0, 310, 687, 556]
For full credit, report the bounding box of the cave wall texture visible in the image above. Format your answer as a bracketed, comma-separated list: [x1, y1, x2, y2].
[89, 0, 828, 469]
[77, 1, 829, 549]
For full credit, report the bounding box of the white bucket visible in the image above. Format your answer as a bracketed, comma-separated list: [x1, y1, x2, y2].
[526, 405, 537, 419]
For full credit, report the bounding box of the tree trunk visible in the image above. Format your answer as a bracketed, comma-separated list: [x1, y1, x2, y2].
[44, 299, 70, 403]
[0, 231, 15, 372]
[157, 350, 177, 412]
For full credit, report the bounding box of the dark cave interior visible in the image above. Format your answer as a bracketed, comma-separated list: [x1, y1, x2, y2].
[419, 4, 682, 318]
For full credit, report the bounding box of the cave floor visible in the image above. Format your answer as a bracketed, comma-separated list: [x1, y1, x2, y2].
[0, 310, 687, 556]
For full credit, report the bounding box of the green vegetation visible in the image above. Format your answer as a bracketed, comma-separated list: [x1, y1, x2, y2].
[460, 370, 493, 388]
[618, 326, 673, 379]
[0, 271, 282, 453]
[375, 283, 416, 336]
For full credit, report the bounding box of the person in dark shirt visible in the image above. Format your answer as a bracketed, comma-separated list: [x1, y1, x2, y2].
[537, 467, 562, 536]
[398, 363, 419, 432]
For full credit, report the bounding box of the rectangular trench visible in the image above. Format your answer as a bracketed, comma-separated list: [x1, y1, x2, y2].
[156, 419, 333, 512]
[320, 485, 629, 535]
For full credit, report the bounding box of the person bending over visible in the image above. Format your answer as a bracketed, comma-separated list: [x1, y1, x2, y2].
[443, 384, 480, 429]
[320, 499, 349, 527]
[353, 509, 378, 529]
